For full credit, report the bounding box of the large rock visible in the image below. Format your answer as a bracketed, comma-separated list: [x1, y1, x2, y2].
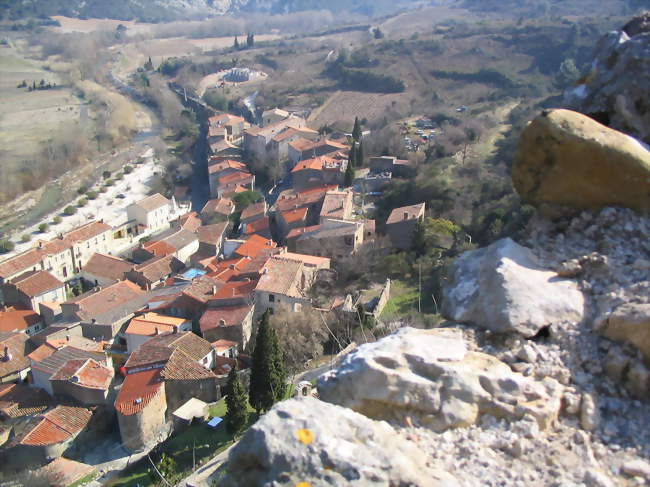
[597, 302, 650, 361]
[441, 238, 585, 337]
[220, 396, 457, 487]
[512, 109, 650, 213]
[565, 14, 650, 144]
[318, 328, 563, 432]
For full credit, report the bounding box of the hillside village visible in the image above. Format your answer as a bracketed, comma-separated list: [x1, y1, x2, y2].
[0, 104, 424, 482]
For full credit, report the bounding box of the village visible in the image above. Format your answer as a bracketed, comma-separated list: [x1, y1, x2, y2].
[0, 105, 426, 485]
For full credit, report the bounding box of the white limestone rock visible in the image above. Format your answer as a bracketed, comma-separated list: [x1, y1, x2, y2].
[220, 397, 457, 487]
[318, 327, 563, 432]
[442, 238, 586, 337]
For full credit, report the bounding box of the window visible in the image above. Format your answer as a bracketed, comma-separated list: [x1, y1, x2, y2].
[344, 236, 353, 246]
[268, 294, 275, 302]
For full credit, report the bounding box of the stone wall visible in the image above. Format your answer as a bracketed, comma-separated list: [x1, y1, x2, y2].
[165, 378, 220, 416]
[117, 385, 169, 452]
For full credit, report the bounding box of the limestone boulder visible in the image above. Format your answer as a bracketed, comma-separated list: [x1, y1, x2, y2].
[220, 396, 457, 487]
[597, 302, 650, 361]
[441, 238, 585, 337]
[512, 109, 650, 213]
[318, 328, 563, 432]
[565, 13, 650, 144]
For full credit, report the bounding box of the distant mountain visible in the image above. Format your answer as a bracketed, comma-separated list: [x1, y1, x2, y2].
[0, 0, 422, 22]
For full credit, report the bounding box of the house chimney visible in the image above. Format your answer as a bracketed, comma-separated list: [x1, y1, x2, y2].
[2, 346, 11, 362]
[212, 285, 218, 295]
[38, 241, 43, 249]
[403, 212, 409, 220]
[66, 335, 70, 341]
[155, 327, 160, 335]
[219, 319, 226, 327]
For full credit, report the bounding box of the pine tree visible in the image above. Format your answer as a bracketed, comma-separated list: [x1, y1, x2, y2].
[352, 116, 361, 142]
[234, 36, 240, 50]
[247, 33, 255, 48]
[249, 311, 286, 414]
[225, 362, 248, 435]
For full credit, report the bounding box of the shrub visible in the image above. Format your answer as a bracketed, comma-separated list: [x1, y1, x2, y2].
[77, 186, 87, 195]
[99, 187, 107, 193]
[64, 206, 76, 215]
[77, 198, 88, 207]
[38, 223, 48, 233]
[21, 234, 31, 243]
[203, 91, 228, 111]
[115, 173, 124, 180]
[105, 180, 114, 187]
[123, 165, 133, 174]
[0, 239, 15, 253]
[53, 216, 62, 224]
[102, 170, 111, 180]
[116, 193, 125, 199]
[86, 191, 98, 200]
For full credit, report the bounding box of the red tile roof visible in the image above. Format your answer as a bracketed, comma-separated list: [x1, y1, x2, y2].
[244, 216, 270, 236]
[0, 332, 30, 379]
[208, 159, 247, 175]
[219, 170, 253, 185]
[50, 358, 113, 390]
[81, 253, 134, 283]
[201, 197, 235, 217]
[17, 405, 92, 446]
[9, 270, 63, 298]
[0, 248, 43, 279]
[175, 212, 202, 232]
[234, 235, 276, 259]
[160, 348, 216, 381]
[287, 225, 321, 240]
[0, 383, 52, 419]
[0, 307, 41, 332]
[386, 203, 426, 225]
[240, 201, 266, 222]
[198, 222, 228, 245]
[114, 368, 164, 416]
[66, 280, 144, 321]
[200, 304, 254, 332]
[280, 207, 309, 225]
[143, 240, 177, 257]
[212, 280, 257, 300]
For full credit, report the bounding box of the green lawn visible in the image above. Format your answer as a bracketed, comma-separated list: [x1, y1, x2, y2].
[108, 412, 257, 487]
[381, 280, 419, 318]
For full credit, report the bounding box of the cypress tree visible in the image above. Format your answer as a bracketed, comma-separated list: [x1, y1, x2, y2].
[352, 116, 361, 142]
[234, 36, 240, 50]
[344, 159, 355, 187]
[357, 140, 364, 167]
[249, 311, 286, 413]
[225, 362, 248, 436]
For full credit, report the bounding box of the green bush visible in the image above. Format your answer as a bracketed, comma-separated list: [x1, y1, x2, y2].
[52, 216, 62, 224]
[102, 170, 111, 180]
[203, 91, 228, 111]
[77, 198, 88, 207]
[105, 180, 114, 187]
[123, 165, 133, 174]
[86, 190, 98, 200]
[77, 186, 87, 195]
[64, 206, 77, 216]
[21, 234, 31, 243]
[115, 173, 124, 180]
[0, 239, 15, 253]
[38, 223, 49, 233]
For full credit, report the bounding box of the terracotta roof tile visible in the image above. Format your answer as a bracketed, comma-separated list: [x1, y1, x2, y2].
[244, 216, 270, 236]
[81, 253, 134, 283]
[34, 457, 95, 487]
[256, 258, 304, 297]
[17, 405, 92, 446]
[212, 280, 257, 300]
[234, 235, 276, 259]
[0, 332, 30, 379]
[386, 203, 426, 225]
[0, 383, 52, 419]
[115, 368, 164, 416]
[134, 255, 184, 284]
[0, 248, 43, 279]
[240, 201, 266, 221]
[50, 358, 113, 390]
[201, 198, 234, 217]
[200, 304, 254, 332]
[66, 280, 144, 321]
[132, 193, 169, 212]
[198, 223, 228, 245]
[0, 307, 41, 332]
[160, 348, 216, 381]
[182, 276, 224, 303]
[9, 270, 63, 297]
[280, 207, 309, 225]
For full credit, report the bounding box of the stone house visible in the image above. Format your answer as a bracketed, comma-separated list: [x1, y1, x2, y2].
[0, 307, 44, 336]
[277, 207, 309, 240]
[199, 304, 255, 350]
[216, 171, 255, 198]
[288, 138, 349, 167]
[254, 257, 310, 316]
[291, 156, 347, 192]
[385, 203, 426, 251]
[208, 160, 248, 199]
[49, 358, 114, 406]
[0, 331, 31, 384]
[200, 197, 235, 223]
[289, 219, 365, 260]
[60, 280, 146, 341]
[79, 253, 135, 288]
[208, 113, 249, 143]
[244, 115, 307, 163]
[240, 201, 267, 225]
[197, 222, 229, 258]
[267, 126, 319, 165]
[138, 228, 199, 265]
[126, 193, 173, 235]
[29, 342, 109, 396]
[261, 108, 289, 127]
[127, 255, 185, 290]
[114, 367, 168, 452]
[4, 405, 93, 467]
[123, 312, 192, 354]
[242, 216, 272, 239]
[2, 271, 65, 311]
[319, 190, 353, 224]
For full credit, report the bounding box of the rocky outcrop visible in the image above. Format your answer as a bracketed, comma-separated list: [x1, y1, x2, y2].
[597, 303, 650, 361]
[220, 396, 458, 487]
[565, 13, 650, 144]
[318, 328, 563, 431]
[512, 109, 650, 213]
[441, 238, 585, 337]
